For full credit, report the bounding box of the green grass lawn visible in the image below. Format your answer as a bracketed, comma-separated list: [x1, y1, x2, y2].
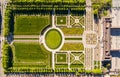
[55, 64, 68, 68]
[60, 28, 84, 35]
[14, 15, 50, 35]
[45, 29, 62, 49]
[65, 38, 82, 40]
[61, 43, 84, 50]
[56, 53, 67, 63]
[57, 16, 66, 25]
[12, 42, 51, 67]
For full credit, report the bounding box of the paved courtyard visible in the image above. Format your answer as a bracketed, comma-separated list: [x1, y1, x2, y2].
[84, 0, 102, 70]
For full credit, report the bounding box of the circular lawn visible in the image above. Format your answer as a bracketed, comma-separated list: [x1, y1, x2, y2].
[45, 29, 62, 49]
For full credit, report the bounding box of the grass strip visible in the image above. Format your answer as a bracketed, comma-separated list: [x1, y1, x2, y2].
[61, 43, 84, 50]
[65, 38, 82, 40]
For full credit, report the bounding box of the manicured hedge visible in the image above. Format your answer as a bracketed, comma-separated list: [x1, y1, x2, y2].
[10, 0, 86, 4]
[2, 41, 12, 70]
[92, 69, 102, 75]
[6, 67, 53, 73]
[4, 9, 13, 37]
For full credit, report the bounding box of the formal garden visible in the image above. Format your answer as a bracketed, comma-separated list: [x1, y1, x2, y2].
[3, 8, 85, 74]
[2, 0, 103, 75]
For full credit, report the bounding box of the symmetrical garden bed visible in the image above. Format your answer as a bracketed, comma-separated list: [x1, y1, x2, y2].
[60, 28, 84, 36]
[14, 15, 50, 35]
[61, 43, 84, 51]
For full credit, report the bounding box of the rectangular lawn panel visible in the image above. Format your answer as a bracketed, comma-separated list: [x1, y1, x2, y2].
[61, 43, 84, 51]
[57, 16, 66, 25]
[60, 28, 84, 36]
[14, 15, 50, 35]
[56, 53, 67, 63]
[12, 42, 51, 68]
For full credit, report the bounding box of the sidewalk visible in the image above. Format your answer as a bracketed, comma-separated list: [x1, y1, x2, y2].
[0, 55, 6, 77]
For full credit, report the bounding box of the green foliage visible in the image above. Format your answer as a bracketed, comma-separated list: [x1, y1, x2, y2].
[93, 9, 98, 15]
[85, 70, 92, 74]
[55, 64, 68, 68]
[4, 9, 12, 37]
[10, 0, 86, 4]
[6, 67, 53, 73]
[92, 0, 111, 4]
[78, 69, 85, 73]
[92, 0, 111, 16]
[54, 68, 70, 73]
[103, 10, 108, 16]
[2, 41, 13, 69]
[70, 64, 84, 68]
[92, 69, 102, 75]
[94, 61, 100, 69]
[106, 63, 111, 69]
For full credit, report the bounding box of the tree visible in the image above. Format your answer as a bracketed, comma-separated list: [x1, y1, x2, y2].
[92, 69, 102, 75]
[106, 63, 111, 69]
[2, 41, 13, 70]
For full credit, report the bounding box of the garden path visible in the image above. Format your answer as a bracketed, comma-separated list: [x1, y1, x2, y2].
[52, 10, 56, 28]
[85, 0, 94, 70]
[14, 40, 39, 42]
[0, 0, 7, 77]
[14, 35, 39, 38]
[64, 40, 82, 43]
[65, 35, 82, 38]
